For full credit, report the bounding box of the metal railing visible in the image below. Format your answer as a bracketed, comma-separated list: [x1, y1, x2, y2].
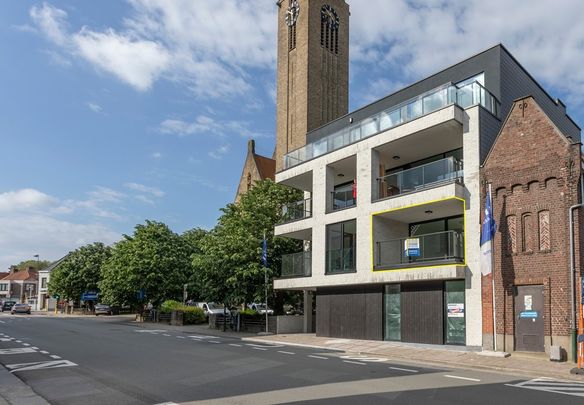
[375, 230, 464, 269]
[280, 198, 312, 224]
[284, 80, 500, 169]
[331, 189, 356, 210]
[281, 251, 312, 278]
[376, 157, 463, 200]
[326, 248, 355, 274]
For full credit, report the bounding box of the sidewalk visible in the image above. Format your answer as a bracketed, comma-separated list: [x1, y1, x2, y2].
[242, 333, 584, 382]
[0, 366, 48, 405]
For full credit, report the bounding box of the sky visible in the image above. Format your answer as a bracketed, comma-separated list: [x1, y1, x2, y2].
[1, 0, 584, 270]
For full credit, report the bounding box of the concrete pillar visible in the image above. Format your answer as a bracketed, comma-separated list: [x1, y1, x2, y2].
[303, 290, 313, 333]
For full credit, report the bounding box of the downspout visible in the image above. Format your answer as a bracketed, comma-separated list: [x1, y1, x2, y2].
[569, 174, 584, 362]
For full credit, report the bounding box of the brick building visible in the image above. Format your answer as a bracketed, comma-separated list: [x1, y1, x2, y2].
[234, 140, 276, 203]
[481, 96, 583, 359]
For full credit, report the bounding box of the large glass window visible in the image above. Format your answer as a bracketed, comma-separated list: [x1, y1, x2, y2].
[407, 216, 464, 264]
[326, 220, 356, 274]
[384, 284, 401, 341]
[445, 280, 466, 345]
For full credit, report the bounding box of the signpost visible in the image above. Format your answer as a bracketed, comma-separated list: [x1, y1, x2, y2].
[80, 291, 99, 301]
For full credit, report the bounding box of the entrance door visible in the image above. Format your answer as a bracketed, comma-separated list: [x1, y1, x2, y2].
[514, 285, 544, 352]
[401, 282, 444, 344]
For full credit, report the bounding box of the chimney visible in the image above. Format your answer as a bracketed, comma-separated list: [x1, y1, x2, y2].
[248, 139, 255, 155]
[9, 266, 17, 274]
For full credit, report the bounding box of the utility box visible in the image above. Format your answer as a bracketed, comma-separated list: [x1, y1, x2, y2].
[550, 345, 562, 361]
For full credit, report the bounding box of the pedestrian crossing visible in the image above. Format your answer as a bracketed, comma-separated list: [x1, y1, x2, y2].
[507, 377, 584, 397]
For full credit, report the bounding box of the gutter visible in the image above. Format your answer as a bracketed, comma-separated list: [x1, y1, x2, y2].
[568, 173, 584, 362]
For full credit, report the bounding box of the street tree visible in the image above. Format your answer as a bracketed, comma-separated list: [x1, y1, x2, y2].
[192, 179, 302, 309]
[47, 242, 111, 301]
[99, 220, 191, 309]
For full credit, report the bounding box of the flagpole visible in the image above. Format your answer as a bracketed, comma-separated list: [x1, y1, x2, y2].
[489, 183, 497, 352]
[264, 231, 268, 334]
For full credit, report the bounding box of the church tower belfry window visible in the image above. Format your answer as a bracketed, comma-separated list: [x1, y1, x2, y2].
[286, 1, 299, 51]
[321, 4, 339, 54]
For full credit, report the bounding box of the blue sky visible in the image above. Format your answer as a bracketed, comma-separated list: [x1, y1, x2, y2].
[1, 0, 583, 269]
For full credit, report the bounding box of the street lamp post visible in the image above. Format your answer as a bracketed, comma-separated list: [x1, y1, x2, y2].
[33, 254, 40, 270]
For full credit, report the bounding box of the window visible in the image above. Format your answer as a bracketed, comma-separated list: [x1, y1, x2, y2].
[41, 278, 47, 289]
[0, 284, 7, 291]
[506, 215, 517, 254]
[522, 213, 533, 252]
[288, 23, 296, 51]
[538, 210, 551, 251]
[326, 220, 356, 274]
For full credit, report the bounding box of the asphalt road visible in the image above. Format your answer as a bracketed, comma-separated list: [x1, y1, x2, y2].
[0, 313, 583, 404]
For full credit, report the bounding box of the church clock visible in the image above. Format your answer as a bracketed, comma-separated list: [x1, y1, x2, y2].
[285, 1, 300, 26]
[321, 4, 339, 29]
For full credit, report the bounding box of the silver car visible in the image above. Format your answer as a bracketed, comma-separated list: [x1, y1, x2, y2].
[11, 303, 31, 315]
[94, 304, 112, 316]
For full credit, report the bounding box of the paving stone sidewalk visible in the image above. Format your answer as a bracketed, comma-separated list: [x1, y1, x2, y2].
[243, 333, 584, 382]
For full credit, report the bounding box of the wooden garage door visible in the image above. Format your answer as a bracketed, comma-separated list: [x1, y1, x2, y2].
[401, 282, 444, 344]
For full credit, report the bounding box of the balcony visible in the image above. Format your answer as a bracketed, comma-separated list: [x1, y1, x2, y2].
[326, 248, 356, 274]
[331, 189, 356, 211]
[281, 251, 311, 278]
[280, 198, 312, 224]
[376, 157, 463, 201]
[284, 80, 499, 169]
[375, 230, 464, 270]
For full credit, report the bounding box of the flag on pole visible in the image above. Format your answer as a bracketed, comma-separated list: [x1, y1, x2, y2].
[261, 235, 268, 267]
[480, 189, 496, 275]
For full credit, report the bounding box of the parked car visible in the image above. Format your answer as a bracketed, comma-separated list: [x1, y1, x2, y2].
[1, 301, 16, 312]
[194, 302, 227, 317]
[94, 303, 112, 316]
[11, 303, 31, 315]
[249, 303, 274, 315]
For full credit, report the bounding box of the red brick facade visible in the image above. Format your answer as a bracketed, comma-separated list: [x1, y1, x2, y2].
[481, 96, 583, 357]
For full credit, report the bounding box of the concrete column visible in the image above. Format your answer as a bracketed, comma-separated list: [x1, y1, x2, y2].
[303, 290, 313, 333]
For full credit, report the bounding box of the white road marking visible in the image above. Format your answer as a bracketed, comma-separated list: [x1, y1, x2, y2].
[0, 348, 37, 355]
[7, 360, 77, 373]
[49, 355, 61, 359]
[340, 355, 387, 363]
[0, 320, 5, 323]
[39, 351, 49, 354]
[31, 347, 39, 350]
[162, 334, 171, 337]
[188, 335, 218, 339]
[444, 375, 481, 382]
[506, 377, 584, 397]
[245, 343, 284, 348]
[176, 336, 185, 339]
[22, 343, 30, 346]
[252, 347, 267, 351]
[135, 329, 167, 333]
[154, 402, 178, 405]
[308, 355, 328, 360]
[0, 338, 13, 342]
[209, 341, 221, 344]
[277, 351, 295, 355]
[343, 360, 366, 365]
[389, 366, 418, 373]
[15, 340, 22, 343]
[229, 344, 242, 347]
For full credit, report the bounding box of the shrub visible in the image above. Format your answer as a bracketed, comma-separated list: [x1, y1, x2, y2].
[181, 306, 206, 325]
[160, 300, 182, 313]
[240, 308, 260, 317]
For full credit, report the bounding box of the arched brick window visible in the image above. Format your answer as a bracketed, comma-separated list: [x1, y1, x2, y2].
[506, 215, 517, 254]
[538, 210, 551, 251]
[522, 213, 533, 252]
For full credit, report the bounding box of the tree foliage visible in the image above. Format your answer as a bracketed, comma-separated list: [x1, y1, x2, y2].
[192, 180, 302, 307]
[99, 220, 191, 308]
[13, 259, 51, 270]
[47, 243, 111, 301]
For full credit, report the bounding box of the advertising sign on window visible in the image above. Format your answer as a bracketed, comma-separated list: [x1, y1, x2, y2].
[447, 303, 465, 318]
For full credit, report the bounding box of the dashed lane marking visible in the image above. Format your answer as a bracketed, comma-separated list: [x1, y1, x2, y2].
[229, 344, 242, 347]
[506, 377, 584, 398]
[22, 343, 30, 346]
[252, 347, 267, 351]
[0, 348, 37, 355]
[209, 341, 221, 344]
[0, 338, 13, 342]
[134, 329, 167, 333]
[340, 355, 388, 363]
[389, 366, 418, 373]
[15, 340, 22, 343]
[39, 351, 49, 354]
[245, 343, 285, 348]
[176, 336, 185, 339]
[277, 351, 295, 355]
[343, 360, 366, 365]
[7, 360, 77, 373]
[162, 334, 171, 337]
[49, 355, 61, 359]
[444, 375, 481, 382]
[188, 335, 218, 339]
[0, 320, 5, 323]
[308, 355, 328, 360]
[31, 347, 39, 350]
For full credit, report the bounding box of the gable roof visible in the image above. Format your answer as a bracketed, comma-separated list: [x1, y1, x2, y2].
[2, 269, 38, 282]
[253, 154, 276, 181]
[40, 255, 69, 274]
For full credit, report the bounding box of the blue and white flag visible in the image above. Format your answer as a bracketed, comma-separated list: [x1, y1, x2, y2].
[480, 189, 496, 275]
[261, 236, 268, 267]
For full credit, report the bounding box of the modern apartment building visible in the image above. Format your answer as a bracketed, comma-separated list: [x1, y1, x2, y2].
[272, 1, 582, 359]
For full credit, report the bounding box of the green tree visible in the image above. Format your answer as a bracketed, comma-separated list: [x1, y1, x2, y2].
[99, 220, 191, 309]
[181, 227, 208, 300]
[192, 179, 302, 309]
[47, 243, 111, 301]
[13, 259, 51, 270]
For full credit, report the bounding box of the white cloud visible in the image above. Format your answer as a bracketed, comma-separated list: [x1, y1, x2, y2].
[0, 189, 57, 213]
[29, 2, 68, 46]
[151, 152, 162, 159]
[87, 101, 102, 113]
[134, 195, 155, 205]
[159, 115, 257, 138]
[125, 182, 164, 197]
[208, 144, 230, 160]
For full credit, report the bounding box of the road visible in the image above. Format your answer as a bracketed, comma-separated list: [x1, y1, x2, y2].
[0, 313, 583, 404]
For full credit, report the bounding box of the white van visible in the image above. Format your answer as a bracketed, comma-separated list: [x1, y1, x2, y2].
[195, 302, 226, 317]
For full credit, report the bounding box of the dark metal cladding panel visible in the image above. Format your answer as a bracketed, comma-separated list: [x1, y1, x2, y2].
[479, 108, 502, 163]
[401, 282, 444, 344]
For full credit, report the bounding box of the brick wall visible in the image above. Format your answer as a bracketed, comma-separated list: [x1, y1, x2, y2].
[481, 96, 582, 344]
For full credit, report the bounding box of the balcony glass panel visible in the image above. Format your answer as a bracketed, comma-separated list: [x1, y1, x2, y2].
[326, 220, 356, 274]
[281, 251, 311, 278]
[375, 230, 464, 269]
[377, 157, 463, 200]
[331, 187, 356, 210]
[280, 198, 312, 224]
[283, 80, 499, 169]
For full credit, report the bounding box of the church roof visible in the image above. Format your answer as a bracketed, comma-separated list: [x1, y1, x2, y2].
[253, 154, 275, 181]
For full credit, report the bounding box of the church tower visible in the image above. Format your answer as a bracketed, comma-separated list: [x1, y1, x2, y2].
[274, 0, 349, 170]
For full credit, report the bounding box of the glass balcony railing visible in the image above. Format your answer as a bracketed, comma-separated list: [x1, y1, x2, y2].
[331, 189, 356, 211]
[376, 157, 463, 200]
[375, 230, 464, 269]
[280, 198, 312, 224]
[326, 248, 355, 274]
[284, 80, 499, 169]
[281, 251, 311, 278]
